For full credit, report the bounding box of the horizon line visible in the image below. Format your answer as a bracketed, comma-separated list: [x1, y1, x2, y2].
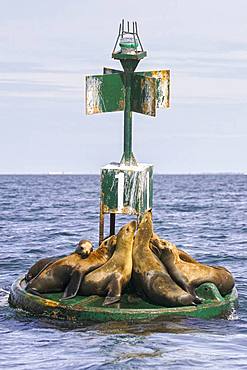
[0, 172, 246, 176]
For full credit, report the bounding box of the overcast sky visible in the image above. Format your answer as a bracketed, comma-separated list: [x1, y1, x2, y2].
[0, 0, 246, 174]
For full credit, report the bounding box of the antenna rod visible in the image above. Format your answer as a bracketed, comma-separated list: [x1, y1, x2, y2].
[121, 19, 124, 37]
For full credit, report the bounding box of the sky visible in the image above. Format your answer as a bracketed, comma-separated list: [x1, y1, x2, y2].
[0, 0, 246, 174]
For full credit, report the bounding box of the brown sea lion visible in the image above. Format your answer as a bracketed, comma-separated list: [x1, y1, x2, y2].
[26, 236, 116, 295]
[25, 240, 93, 283]
[77, 220, 136, 306]
[151, 234, 198, 264]
[132, 211, 201, 307]
[25, 256, 61, 283]
[150, 236, 235, 297]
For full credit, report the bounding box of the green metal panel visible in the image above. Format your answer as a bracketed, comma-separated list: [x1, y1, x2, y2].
[86, 70, 170, 116]
[86, 74, 125, 114]
[101, 167, 118, 210]
[101, 163, 153, 214]
[136, 70, 170, 109]
[131, 74, 156, 116]
[9, 277, 238, 322]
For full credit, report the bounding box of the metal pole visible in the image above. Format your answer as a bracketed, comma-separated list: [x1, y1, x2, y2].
[123, 70, 132, 165]
[120, 59, 139, 165]
[99, 201, 104, 245]
[110, 213, 115, 235]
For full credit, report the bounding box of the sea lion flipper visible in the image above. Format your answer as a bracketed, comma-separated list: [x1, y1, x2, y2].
[25, 286, 43, 297]
[103, 273, 122, 306]
[61, 270, 84, 300]
[149, 242, 161, 258]
[103, 296, 121, 305]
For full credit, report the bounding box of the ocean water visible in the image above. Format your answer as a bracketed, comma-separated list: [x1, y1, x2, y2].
[0, 174, 246, 370]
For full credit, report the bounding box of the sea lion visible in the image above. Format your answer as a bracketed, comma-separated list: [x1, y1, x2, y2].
[132, 211, 201, 307]
[62, 235, 118, 299]
[77, 220, 136, 306]
[150, 236, 235, 297]
[25, 256, 61, 283]
[151, 234, 198, 264]
[25, 236, 116, 295]
[25, 240, 93, 283]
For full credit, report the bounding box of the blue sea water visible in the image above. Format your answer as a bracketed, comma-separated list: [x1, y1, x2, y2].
[0, 174, 246, 370]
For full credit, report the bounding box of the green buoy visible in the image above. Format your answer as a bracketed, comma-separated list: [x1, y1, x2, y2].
[9, 20, 238, 322]
[9, 277, 238, 322]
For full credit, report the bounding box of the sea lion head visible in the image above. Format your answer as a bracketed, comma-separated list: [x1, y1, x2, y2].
[150, 234, 173, 250]
[137, 210, 153, 239]
[75, 240, 93, 258]
[150, 234, 174, 257]
[150, 232, 160, 246]
[149, 233, 162, 257]
[98, 235, 117, 256]
[116, 220, 137, 245]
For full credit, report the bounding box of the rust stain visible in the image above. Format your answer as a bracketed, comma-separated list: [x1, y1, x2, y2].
[119, 99, 125, 110]
[102, 204, 138, 215]
[44, 299, 59, 308]
[86, 76, 104, 115]
[152, 70, 170, 109]
[140, 76, 155, 116]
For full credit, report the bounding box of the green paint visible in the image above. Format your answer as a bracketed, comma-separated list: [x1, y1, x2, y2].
[136, 70, 170, 109]
[86, 62, 170, 168]
[123, 70, 133, 164]
[9, 277, 238, 322]
[119, 39, 138, 50]
[101, 164, 153, 214]
[132, 74, 156, 116]
[112, 51, 147, 60]
[86, 73, 125, 114]
[101, 168, 118, 210]
[118, 58, 140, 164]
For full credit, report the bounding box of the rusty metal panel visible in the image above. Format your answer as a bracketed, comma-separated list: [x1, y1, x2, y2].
[86, 74, 125, 114]
[131, 75, 156, 116]
[137, 70, 170, 108]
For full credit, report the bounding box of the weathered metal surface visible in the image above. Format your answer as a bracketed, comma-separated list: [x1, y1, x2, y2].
[99, 201, 105, 246]
[132, 74, 156, 116]
[86, 74, 125, 114]
[109, 213, 116, 235]
[86, 21, 171, 240]
[122, 68, 134, 164]
[112, 51, 147, 60]
[9, 277, 238, 322]
[99, 69, 170, 116]
[136, 70, 170, 109]
[101, 163, 153, 215]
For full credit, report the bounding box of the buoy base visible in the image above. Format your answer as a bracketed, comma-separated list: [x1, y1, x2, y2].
[9, 277, 238, 322]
